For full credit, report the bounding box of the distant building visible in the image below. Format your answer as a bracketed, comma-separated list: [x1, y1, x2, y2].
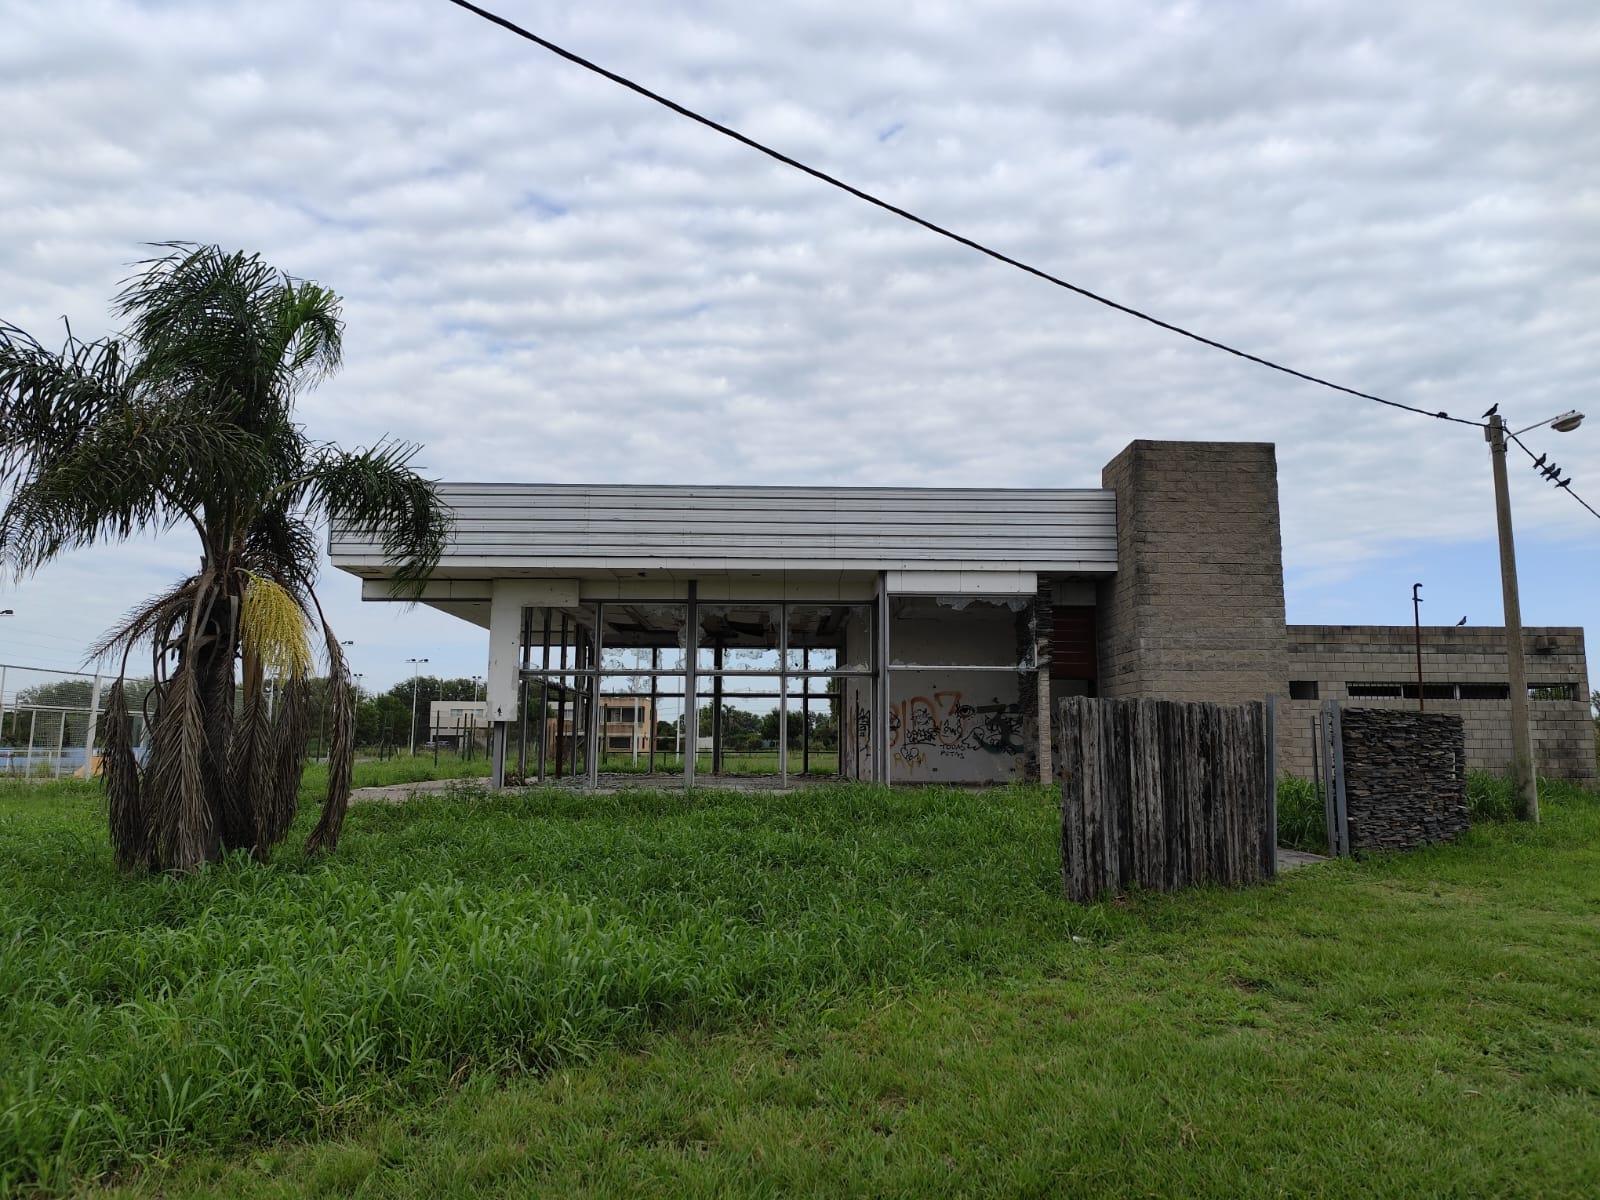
[427, 699, 487, 749]
[545, 694, 655, 756]
[1279, 625, 1595, 783]
[334, 441, 1594, 789]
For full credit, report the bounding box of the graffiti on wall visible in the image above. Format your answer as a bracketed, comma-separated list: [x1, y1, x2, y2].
[852, 689, 1024, 777]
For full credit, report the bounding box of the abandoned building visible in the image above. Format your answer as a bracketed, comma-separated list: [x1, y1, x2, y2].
[329, 440, 1596, 789]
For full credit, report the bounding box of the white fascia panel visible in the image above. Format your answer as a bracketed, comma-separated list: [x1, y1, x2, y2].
[886, 570, 1038, 595]
[361, 578, 495, 603]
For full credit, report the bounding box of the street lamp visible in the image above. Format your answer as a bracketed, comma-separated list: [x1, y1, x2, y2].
[1486, 408, 1585, 823]
[405, 657, 429, 756]
[472, 675, 484, 703]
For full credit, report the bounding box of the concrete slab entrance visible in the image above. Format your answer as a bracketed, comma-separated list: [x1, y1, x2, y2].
[1276, 846, 1328, 871]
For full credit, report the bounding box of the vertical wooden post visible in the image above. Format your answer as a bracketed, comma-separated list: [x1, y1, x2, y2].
[1264, 695, 1278, 879]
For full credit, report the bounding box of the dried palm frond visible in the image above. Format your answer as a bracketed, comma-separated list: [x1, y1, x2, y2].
[144, 658, 212, 872]
[102, 676, 150, 875]
[223, 644, 274, 854]
[305, 613, 354, 857]
[200, 585, 239, 842]
[142, 575, 218, 872]
[260, 674, 311, 855]
[86, 577, 201, 664]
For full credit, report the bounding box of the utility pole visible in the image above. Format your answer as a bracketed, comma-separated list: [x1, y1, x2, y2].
[1487, 414, 1537, 821]
[405, 657, 429, 756]
[1483, 407, 1586, 821]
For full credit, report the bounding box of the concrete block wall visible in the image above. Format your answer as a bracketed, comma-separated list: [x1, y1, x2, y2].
[1279, 625, 1596, 786]
[1096, 441, 1287, 705]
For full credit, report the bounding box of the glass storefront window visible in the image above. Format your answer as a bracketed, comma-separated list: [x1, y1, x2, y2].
[888, 595, 1035, 669]
[785, 603, 872, 673]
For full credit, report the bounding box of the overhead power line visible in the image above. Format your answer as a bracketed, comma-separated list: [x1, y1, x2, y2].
[443, 0, 1486, 430]
[1508, 433, 1600, 524]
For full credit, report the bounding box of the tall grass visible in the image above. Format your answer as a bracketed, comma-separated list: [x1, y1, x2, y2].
[8, 773, 1595, 1194]
[1275, 769, 1553, 854]
[1466, 769, 1521, 822]
[1275, 774, 1326, 853]
[0, 781, 1074, 1192]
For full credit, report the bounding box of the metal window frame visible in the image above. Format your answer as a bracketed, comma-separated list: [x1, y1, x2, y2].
[512, 594, 875, 786]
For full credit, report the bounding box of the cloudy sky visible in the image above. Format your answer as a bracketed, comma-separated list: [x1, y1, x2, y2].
[2, 0, 1597, 696]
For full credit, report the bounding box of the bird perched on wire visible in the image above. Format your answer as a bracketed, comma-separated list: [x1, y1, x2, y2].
[1482, 403, 1499, 419]
[1533, 453, 1547, 469]
[1558, 476, 1573, 490]
[1542, 461, 1560, 480]
[1456, 616, 1467, 626]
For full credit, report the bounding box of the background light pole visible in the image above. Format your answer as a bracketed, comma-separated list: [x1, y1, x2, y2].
[1487, 408, 1585, 823]
[1411, 583, 1425, 712]
[0, 611, 10, 746]
[405, 657, 429, 756]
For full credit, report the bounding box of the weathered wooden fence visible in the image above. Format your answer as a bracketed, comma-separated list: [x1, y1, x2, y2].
[1057, 696, 1276, 902]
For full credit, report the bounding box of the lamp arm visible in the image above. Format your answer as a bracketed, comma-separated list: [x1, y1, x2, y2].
[1511, 410, 1585, 437]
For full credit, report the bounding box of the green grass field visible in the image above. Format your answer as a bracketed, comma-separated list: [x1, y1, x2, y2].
[2, 773, 1598, 1197]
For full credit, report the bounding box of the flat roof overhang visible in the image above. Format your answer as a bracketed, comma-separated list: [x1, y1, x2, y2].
[331, 482, 1119, 628]
[355, 565, 1110, 629]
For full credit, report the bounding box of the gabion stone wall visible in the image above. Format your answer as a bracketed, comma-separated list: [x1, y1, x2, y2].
[1341, 708, 1468, 853]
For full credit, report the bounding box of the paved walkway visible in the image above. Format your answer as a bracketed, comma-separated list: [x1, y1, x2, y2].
[1276, 846, 1329, 871]
[351, 772, 842, 803]
[348, 777, 489, 804]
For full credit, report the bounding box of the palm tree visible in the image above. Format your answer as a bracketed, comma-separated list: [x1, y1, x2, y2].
[0, 243, 450, 873]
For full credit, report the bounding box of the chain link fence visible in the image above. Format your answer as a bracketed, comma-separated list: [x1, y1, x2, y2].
[0, 663, 152, 779]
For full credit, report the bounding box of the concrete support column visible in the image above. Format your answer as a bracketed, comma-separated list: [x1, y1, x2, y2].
[485, 579, 580, 787]
[1034, 580, 1052, 783]
[491, 722, 507, 788]
[875, 573, 891, 786]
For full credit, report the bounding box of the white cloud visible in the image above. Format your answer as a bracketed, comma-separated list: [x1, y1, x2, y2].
[2, 0, 1597, 691]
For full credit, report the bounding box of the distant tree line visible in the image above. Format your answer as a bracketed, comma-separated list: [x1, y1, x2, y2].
[696, 703, 838, 753]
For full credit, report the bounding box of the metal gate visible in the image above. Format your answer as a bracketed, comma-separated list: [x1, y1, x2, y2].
[1310, 700, 1350, 857]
